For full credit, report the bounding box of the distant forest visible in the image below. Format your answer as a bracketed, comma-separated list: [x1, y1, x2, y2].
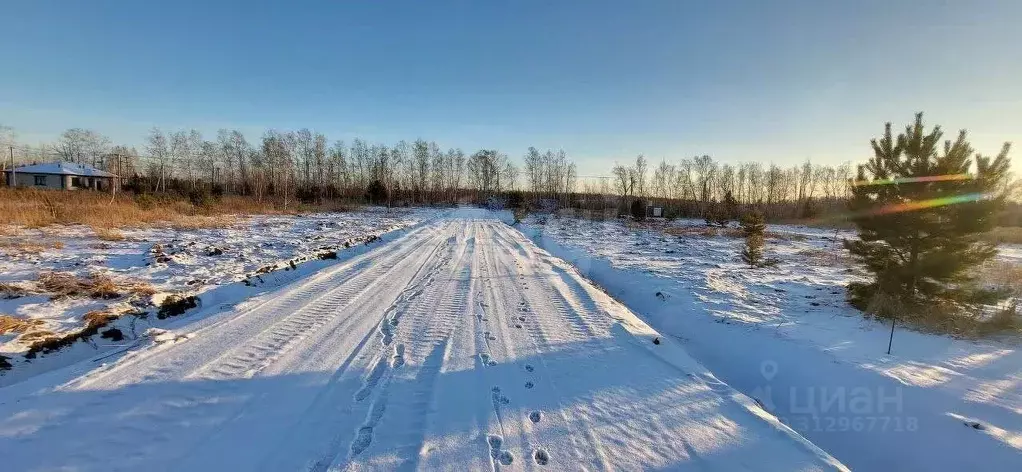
[3, 125, 1020, 225]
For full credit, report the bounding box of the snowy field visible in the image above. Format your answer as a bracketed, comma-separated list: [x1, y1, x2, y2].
[0, 209, 845, 471]
[520, 214, 1022, 471]
[0, 208, 439, 384]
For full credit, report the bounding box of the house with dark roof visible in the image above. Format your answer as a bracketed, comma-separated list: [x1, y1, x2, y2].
[3, 162, 120, 191]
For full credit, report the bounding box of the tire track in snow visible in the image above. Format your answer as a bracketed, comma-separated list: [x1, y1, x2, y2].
[483, 222, 622, 469]
[125, 227, 456, 469]
[292, 228, 454, 470]
[74, 223, 439, 391]
[336, 225, 476, 469]
[8, 227, 443, 471]
[253, 226, 457, 472]
[188, 228, 446, 384]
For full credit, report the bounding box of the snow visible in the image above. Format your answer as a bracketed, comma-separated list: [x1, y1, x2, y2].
[0, 207, 440, 384]
[518, 214, 1022, 471]
[0, 209, 845, 471]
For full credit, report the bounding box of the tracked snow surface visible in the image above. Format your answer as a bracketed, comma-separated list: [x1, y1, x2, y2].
[519, 214, 1022, 471]
[0, 209, 844, 471]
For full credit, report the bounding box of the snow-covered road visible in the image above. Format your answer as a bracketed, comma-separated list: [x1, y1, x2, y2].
[0, 209, 843, 471]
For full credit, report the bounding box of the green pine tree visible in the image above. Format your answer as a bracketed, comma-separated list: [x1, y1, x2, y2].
[740, 211, 766, 267]
[844, 113, 1011, 313]
[722, 191, 739, 225]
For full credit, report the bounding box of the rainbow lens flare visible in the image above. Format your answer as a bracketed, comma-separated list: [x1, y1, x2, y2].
[852, 174, 971, 187]
[866, 193, 985, 216]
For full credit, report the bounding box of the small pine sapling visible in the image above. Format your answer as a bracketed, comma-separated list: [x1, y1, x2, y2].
[740, 211, 766, 267]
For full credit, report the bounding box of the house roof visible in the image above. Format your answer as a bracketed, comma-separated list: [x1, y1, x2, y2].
[2, 162, 118, 177]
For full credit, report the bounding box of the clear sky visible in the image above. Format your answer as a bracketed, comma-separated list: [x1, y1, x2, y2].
[2, 0, 1020, 175]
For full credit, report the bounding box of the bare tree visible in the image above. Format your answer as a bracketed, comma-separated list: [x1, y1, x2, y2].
[52, 129, 107, 167]
[633, 154, 648, 197]
[145, 128, 170, 191]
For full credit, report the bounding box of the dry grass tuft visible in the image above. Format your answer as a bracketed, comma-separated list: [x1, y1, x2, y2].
[18, 330, 55, 342]
[93, 227, 125, 241]
[82, 310, 118, 328]
[0, 282, 31, 298]
[126, 282, 158, 297]
[0, 314, 45, 335]
[38, 272, 121, 299]
[24, 310, 121, 359]
[158, 294, 199, 319]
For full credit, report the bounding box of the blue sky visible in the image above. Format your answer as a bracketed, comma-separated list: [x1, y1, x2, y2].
[2, 0, 1020, 175]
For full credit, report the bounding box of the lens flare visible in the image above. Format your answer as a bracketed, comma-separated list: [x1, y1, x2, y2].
[867, 193, 985, 216]
[852, 174, 971, 187]
[812, 192, 986, 224]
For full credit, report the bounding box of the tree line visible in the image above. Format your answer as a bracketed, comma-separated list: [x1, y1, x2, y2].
[605, 154, 856, 219]
[1, 126, 530, 207]
[2, 123, 1016, 223]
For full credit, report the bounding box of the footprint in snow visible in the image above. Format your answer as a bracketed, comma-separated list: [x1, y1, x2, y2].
[479, 353, 496, 366]
[529, 411, 542, 423]
[350, 426, 374, 455]
[524, 364, 534, 372]
[487, 434, 503, 452]
[391, 344, 405, 368]
[525, 381, 534, 389]
[534, 448, 550, 465]
[491, 386, 510, 405]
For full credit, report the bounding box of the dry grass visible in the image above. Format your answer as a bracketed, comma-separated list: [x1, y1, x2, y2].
[766, 231, 809, 242]
[863, 288, 1022, 338]
[0, 188, 294, 229]
[82, 310, 118, 327]
[980, 227, 1022, 245]
[795, 247, 855, 267]
[0, 314, 45, 335]
[126, 281, 158, 297]
[780, 217, 856, 230]
[0, 282, 30, 298]
[166, 215, 242, 230]
[92, 227, 125, 241]
[0, 240, 48, 254]
[24, 310, 121, 358]
[0, 225, 20, 236]
[664, 226, 743, 238]
[38, 272, 120, 299]
[35, 271, 156, 300]
[18, 330, 55, 342]
[975, 260, 1022, 296]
